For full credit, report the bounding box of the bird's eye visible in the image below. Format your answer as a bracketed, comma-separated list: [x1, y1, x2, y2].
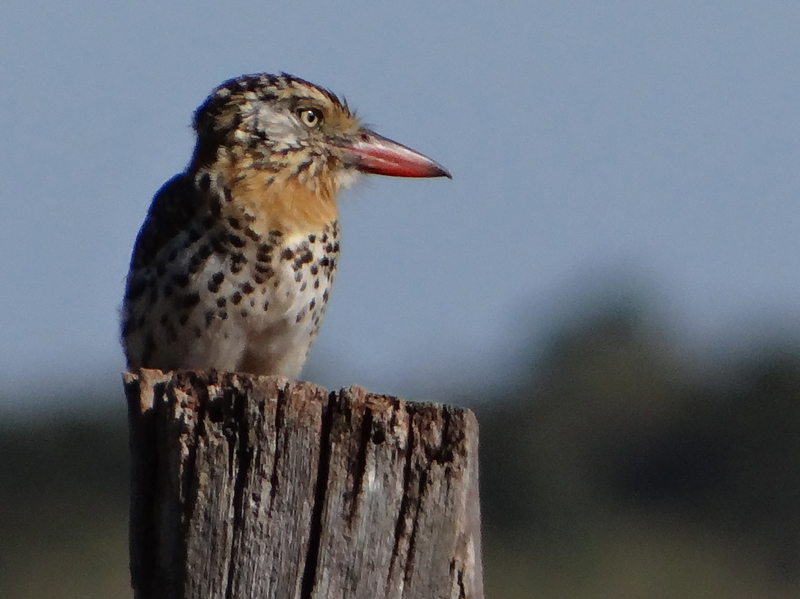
[298, 108, 323, 128]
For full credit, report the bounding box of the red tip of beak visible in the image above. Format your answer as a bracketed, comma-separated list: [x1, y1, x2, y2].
[340, 130, 451, 179]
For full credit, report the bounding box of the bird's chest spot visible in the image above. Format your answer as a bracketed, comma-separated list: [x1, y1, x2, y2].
[206, 219, 340, 332]
[127, 215, 340, 353]
[270, 221, 340, 329]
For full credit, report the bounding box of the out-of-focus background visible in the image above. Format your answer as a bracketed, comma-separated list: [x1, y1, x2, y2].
[3, 1, 800, 597]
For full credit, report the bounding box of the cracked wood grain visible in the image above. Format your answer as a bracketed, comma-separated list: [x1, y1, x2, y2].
[124, 369, 483, 599]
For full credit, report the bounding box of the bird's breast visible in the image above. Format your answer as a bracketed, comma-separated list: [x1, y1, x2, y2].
[187, 212, 340, 335]
[219, 217, 341, 375]
[122, 207, 340, 376]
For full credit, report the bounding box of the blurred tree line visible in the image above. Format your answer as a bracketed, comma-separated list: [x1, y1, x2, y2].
[2, 289, 800, 598]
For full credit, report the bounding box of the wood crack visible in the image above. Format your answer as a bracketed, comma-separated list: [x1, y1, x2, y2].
[177, 374, 209, 591]
[387, 417, 415, 588]
[267, 385, 287, 514]
[404, 468, 426, 586]
[299, 390, 335, 599]
[225, 380, 252, 599]
[349, 406, 373, 524]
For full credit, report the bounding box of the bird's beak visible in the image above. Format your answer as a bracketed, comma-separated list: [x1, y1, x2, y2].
[338, 130, 451, 179]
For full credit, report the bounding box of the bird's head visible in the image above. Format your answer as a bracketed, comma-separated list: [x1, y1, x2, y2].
[190, 73, 450, 196]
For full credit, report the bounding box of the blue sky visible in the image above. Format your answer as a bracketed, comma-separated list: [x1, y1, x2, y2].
[3, 1, 800, 406]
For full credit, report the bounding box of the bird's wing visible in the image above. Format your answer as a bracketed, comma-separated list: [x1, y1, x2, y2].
[129, 174, 200, 270]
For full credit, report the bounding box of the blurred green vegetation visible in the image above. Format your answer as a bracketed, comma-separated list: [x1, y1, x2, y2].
[0, 399, 129, 598]
[476, 299, 800, 598]
[2, 292, 800, 598]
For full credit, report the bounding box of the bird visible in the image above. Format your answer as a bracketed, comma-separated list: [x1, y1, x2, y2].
[121, 73, 450, 379]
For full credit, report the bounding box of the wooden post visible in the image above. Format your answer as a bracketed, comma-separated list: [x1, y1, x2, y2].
[123, 369, 483, 599]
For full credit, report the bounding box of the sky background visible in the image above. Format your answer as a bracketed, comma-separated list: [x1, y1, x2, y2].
[2, 0, 800, 408]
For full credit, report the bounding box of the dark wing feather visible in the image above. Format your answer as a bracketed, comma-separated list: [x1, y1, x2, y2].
[129, 174, 198, 271]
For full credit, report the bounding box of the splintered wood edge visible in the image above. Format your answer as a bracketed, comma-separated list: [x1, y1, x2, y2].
[122, 368, 476, 422]
[123, 369, 173, 412]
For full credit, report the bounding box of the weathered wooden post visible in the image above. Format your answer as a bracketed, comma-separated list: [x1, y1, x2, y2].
[123, 369, 483, 599]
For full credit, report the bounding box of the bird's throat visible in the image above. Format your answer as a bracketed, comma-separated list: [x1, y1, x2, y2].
[219, 162, 339, 239]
